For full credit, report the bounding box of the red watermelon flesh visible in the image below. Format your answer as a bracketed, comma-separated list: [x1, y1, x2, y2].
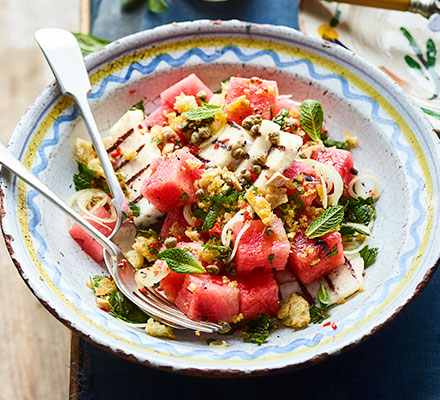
[311, 148, 355, 192]
[288, 230, 344, 285]
[69, 207, 115, 263]
[160, 73, 214, 109]
[141, 148, 204, 213]
[175, 274, 240, 322]
[236, 271, 279, 320]
[160, 207, 189, 242]
[231, 217, 289, 274]
[159, 241, 204, 302]
[224, 77, 278, 124]
[284, 160, 320, 207]
[273, 97, 299, 117]
[143, 104, 174, 130]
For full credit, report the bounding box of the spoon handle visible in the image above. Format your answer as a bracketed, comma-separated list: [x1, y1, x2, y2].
[0, 142, 118, 257]
[335, 0, 438, 17]
[34, 28, 127, 228]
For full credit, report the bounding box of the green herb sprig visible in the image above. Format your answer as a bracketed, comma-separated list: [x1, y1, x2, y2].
[299, 99, 324, 142]
[305, 205, 344, 239]
[157, 248, 206, 274]
[183, 104, 224, 121]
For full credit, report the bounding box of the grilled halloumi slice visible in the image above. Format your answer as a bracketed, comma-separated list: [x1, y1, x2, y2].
[254, 126, 303, 189]
[106, 109, 163, 226]
[198, 122, 253, 168]
[275, 253, 365, 306]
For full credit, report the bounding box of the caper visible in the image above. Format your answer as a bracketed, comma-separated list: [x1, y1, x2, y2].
[254, 154, 267, 166]
[242, 170, 252, 182]
[195, 188, 205, 199]
[264, 226, 275, 236]
[252, 164, 262, 174]
[218, 321, 232, 334]
[229, 268, 237, 276]
[190, 132, 200, 144]
[249, 124, 261, 137]
[222, 174, 233, 186]
[242, 114, 262, 130]
[231, 147, 246, 160]
[206, 264, 220, 275]
[197, 90, 207, 102]
[268, 131, 280, 145]
[164, 237, 177, 248]
[179, 119, 191, 131]
[198, 125, 212, 139]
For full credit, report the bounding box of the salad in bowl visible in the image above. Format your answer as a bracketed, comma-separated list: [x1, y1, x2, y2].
[69, 73, 380, 343]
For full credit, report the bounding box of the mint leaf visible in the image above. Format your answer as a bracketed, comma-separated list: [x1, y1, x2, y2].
[320, 132, 351, 150]
[339, 225, 369, 237]
[108, 290, 148, 323]
[130, 100, 145, 112]
[318, 280, 331, 309]
[339, 195, 376, 224]
[325, 245, 339, 259]
[305, 205, 344, 239]
[183, 104, 223, 121]
[157, 248, 206, 274]
[73, 161, 96, 190]
[201, 210, 218, 231]
[359, 246, 379, 268]
[72, 33, 111, 57]
[299, 99, 324, 142]
[147, 0, 168, 13]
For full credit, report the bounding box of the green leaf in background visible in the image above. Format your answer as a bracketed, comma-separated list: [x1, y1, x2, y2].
[305, 205, 344, 239]
[157, 248, 206, 274]
[72, 32, 111, 57]
[147, 0, 168, 13]
[299, 99, 324, 142]
[183, 104, 224, 120]
[404, 55, 428, 79]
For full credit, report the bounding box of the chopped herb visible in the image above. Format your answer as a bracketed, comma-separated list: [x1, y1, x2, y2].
[130, 99, 145, 112]
[90, 275, 108, 294]
[325, 245, 339, 259]
[268, 253, 275, 264]
[129, 201, 140, 217]
[309, 305, 330, 324]
[179, 192, 189, 202]
[148, 245, 159, 256]
[299, 99, 324, 142]
[339, 224, 369, 237]
[305, 205, 344, 239]
[240, 314, 277, 345]
[183, 104, 224, 121]
[201, 244, 232, 261]
[203, 187, 241, 206]
[108, 290, 148, 323]
[73, 161, 97, 191]
[272, 108, 290, 127]
[318, 280, 331, 309]
[359, 246, 379, 268]
[339, 195, 376, 224]
[320, 132, 351, 150]
[157, 248, 206, 274]
[72, 32, 111, 57]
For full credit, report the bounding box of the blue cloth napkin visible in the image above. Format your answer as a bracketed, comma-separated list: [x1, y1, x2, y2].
[80, 1, 440, 399]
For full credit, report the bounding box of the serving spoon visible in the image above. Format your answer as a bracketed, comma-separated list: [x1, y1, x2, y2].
[0, 142, 221, 333]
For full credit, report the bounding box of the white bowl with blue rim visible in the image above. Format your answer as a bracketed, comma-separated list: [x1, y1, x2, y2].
[2, 20, 440, 376]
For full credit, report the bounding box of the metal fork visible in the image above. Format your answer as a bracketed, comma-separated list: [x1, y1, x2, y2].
[0, 142, 222, 333]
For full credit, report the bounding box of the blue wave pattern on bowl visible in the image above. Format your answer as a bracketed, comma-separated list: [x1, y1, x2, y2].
[24, 45, 425, 360]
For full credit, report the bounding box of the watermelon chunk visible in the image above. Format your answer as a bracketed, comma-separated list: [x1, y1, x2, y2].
[141, 148, 204, 213]
[311, 148, 355, 192]
[224, 76, 278, 124]
[232, 217, 289, 274]
[160, 207, 189, 242]
[69, 207, 115, 263]
[236, 271, 279, 320]
[143, 104, 174, 130]
[160, 73, 213, 109]
[273, 97, 299, 117]
[284, 160, 320, 207]
[288, 230, 345, 285]
[175, 274, 240, 322]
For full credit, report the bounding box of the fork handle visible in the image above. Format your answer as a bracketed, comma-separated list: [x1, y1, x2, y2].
[335, 0, 438, 17]
[0, 142, 118, 257]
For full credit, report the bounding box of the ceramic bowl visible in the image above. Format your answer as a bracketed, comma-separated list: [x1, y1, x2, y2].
[2, 20, 440, 377]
